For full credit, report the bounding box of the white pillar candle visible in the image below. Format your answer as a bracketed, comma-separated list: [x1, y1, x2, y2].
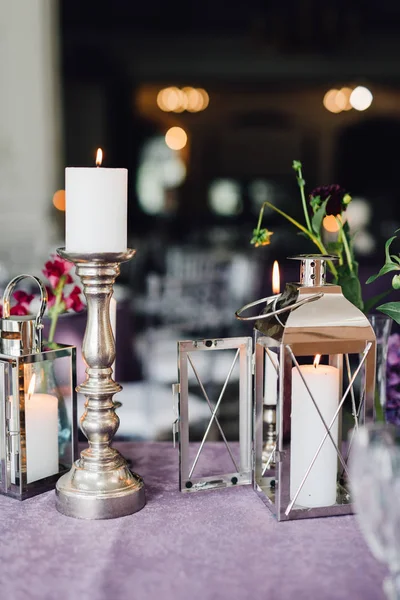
[264, 350, 278, 406]
[290, 362, 339, 508]
[8, 396, 17, 485]
[25, 393, 59, 483]
[65, 157, 128, 253]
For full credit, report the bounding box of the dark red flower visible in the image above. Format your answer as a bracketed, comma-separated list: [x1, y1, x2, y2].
[42, 256, 73, 290]
[64, 286, 84, 313]
[309, 185, 351, 216]
[13, 291, 34, 307]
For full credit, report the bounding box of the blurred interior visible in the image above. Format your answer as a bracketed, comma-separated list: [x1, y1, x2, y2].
[1, 0, 400, 442]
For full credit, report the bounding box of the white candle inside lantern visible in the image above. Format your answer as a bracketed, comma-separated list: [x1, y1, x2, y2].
[65, 148, 128, 253]
[264, 350, 278, 406]
[290, 355, 339, 508]
[25, 374, 59, 483]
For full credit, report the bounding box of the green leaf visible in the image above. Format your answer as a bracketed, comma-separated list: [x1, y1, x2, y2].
[311, 198, 329, 235]
[385, 235, 398, 263]
[309, 195, 321, 212]
[377, 302, 400, 325]
[364, 289, 392, 314]
[327, 241, 343, 256]
[366, 262, 400, 284]
[337, 269, 364, 311]
[390, 255, 400, 264]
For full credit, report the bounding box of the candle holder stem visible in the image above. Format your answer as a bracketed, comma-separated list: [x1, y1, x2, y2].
[55, 249, 145, 519]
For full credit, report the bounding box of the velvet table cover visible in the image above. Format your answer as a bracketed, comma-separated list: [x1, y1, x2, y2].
[0, 442, 386, 600]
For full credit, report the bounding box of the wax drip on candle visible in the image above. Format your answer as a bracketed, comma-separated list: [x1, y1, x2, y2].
[272, 261, 280, 294]
[313, 354, 321, 368]
[96, 148, 103, 167]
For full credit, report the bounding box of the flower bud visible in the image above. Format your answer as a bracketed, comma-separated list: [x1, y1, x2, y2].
[392, 274, 400, 290]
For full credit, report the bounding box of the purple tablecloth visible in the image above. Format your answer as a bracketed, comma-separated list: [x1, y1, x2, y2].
[0, 442, 386, 600]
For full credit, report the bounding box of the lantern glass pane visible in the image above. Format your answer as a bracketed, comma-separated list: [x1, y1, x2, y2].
[22, 353, 75, 484]
[255, 334, 374, 520]
[177, 338, 252, 492]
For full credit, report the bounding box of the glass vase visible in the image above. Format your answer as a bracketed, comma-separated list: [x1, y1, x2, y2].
[368, 314, 393, 422]
[350, 423, 400, 600]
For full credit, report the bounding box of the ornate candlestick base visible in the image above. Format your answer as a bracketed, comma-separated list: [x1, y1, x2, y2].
[55, 249, 145, 519]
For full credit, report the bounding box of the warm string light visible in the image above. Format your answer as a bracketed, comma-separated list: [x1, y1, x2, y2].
[323, 214, 342, 233]
[323, 86, 373, 113]
[157, 86, 209, 113]
[165, 127, 187, 150]
[272, 260, 280, 294]
[53, 189, 66, 211]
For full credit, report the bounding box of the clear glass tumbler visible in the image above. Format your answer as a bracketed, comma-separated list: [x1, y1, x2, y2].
[350, 423, 400, 600]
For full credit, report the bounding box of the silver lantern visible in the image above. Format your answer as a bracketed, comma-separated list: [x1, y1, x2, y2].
[0, 275, 78, 500]
[175, 255, 376, 521]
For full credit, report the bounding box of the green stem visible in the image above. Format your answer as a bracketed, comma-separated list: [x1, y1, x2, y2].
[297, 166, 312, 232]
[48, 275, 66, 343]
[256, 203, 265, 232]
[336, 217, 353, 274]
[258, 202, 338, 278]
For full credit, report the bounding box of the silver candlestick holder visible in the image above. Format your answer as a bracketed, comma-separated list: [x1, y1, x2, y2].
[55, 248, 145, 519]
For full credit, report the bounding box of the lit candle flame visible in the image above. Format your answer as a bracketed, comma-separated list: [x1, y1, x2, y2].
[95, 148, 103, 167]
[313, 354, 321, 368]
[272, 261, 280, 294]
[27, 373, 36, 398]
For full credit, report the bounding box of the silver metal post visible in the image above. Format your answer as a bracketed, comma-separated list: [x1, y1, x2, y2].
[55, 248, 146, 519]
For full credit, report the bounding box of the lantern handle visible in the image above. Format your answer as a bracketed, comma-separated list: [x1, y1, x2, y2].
[235, 292, 323, 322]
[2, 274, 48, 349]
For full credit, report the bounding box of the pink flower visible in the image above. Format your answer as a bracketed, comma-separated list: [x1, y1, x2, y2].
[42, 256, 73, 290]
[10, 304, 29, 316]
[64, 286, 84, 313]
[13, 291, 34, 308]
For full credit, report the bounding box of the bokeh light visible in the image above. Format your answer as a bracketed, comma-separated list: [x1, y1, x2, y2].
[335, 87, 352, 111]
[53, 189, 66, 211]
[350, 86, 373, 111]
[136, 136, 187, 215]
[208, 179, 242, 216]
[323, 89, 342, 113]
[165, 127, 188, 150]
[323, 214, 341, 233]
[157, 87, 209, 113]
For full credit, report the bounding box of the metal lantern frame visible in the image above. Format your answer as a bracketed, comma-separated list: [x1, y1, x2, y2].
[175, 255, 377, 521]
[0, 274, 78, 500]
[0, 345, 78, 500]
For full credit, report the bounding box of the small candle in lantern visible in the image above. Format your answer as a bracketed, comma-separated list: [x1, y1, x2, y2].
[25, 374, 59, 483]
[272, 260, 280, 295]
[65, 148, 128, 254]
[290, 354, 339, 508]
[264, 261, 280, 405]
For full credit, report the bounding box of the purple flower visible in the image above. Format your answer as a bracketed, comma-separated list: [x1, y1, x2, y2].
[386, 334, 400, 426]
